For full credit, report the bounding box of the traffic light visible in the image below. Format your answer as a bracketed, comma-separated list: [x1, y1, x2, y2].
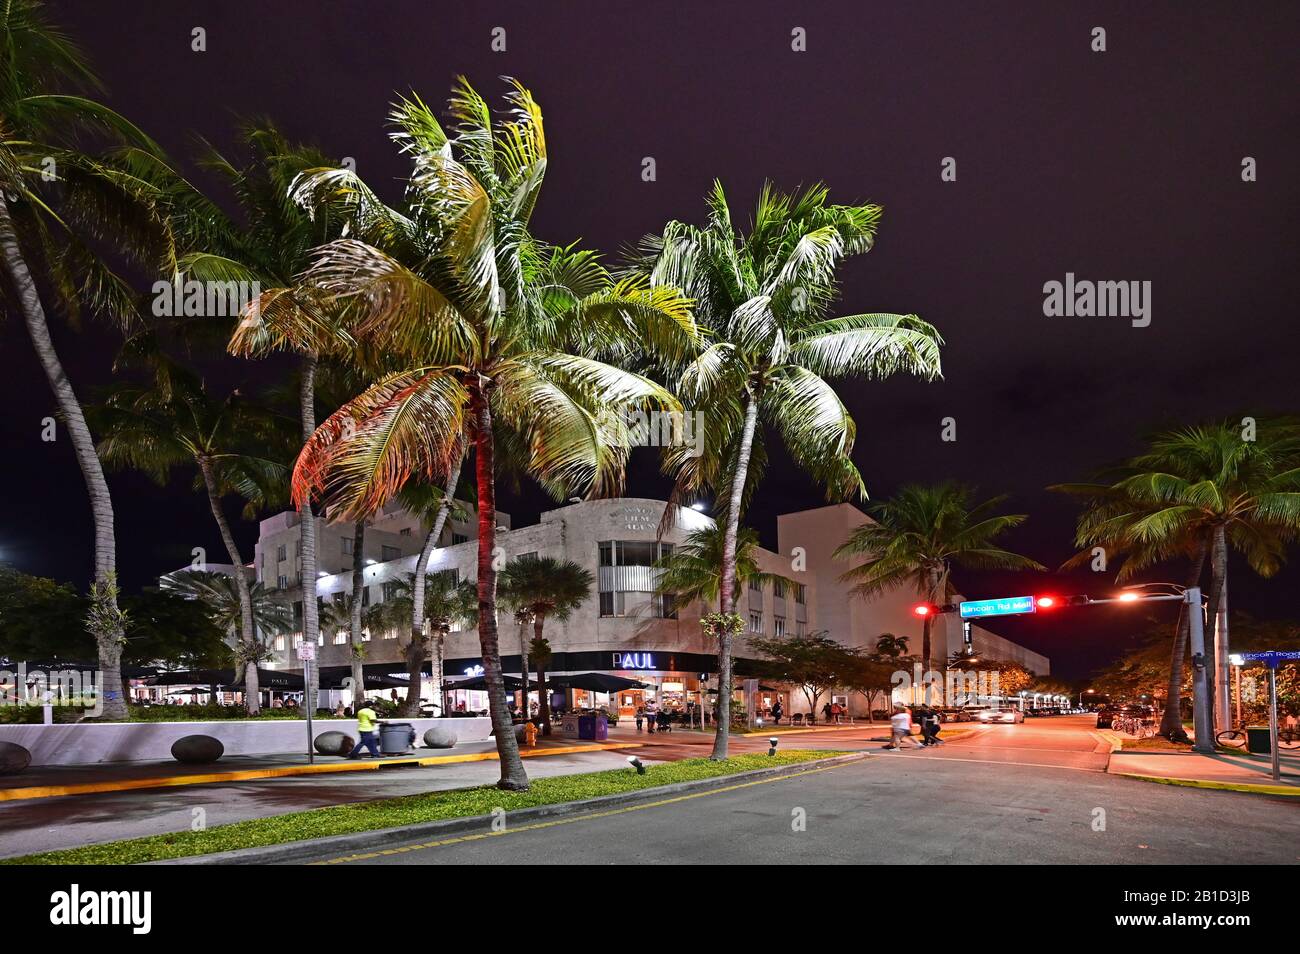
[1035, 596, 1058, 609]
[913, 603, 935, 617]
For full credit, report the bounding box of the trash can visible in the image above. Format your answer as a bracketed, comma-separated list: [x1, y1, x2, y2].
[560, 713, 581, 738]
[576, 714, 609, 741]
[380, 722, 416, 754]
[1246, 725, 1272, 755]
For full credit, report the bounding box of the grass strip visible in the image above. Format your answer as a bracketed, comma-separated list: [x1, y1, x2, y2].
[4, 750, 843, 865]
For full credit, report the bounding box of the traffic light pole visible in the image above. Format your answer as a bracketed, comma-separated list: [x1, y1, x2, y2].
[1184, 587, 1213, 755]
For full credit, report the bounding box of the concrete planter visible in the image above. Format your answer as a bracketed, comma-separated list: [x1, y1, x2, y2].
[0, 717, 492, 767]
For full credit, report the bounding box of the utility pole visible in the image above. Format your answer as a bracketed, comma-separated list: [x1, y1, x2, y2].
[1186, 587, 1213, 755]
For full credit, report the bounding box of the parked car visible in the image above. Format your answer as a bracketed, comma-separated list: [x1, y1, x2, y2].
[1095, 706, 1115, 728]
[938, 707, 971, 723]
[977, 707, 1025, 724]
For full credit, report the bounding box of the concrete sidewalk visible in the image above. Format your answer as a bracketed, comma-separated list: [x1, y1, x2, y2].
[1107, 746, 1300, 795]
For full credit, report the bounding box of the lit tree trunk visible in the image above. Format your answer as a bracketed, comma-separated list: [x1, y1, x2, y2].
[920, 565, 943, 668]
[1207, 523, 1231, 732]
[518, 611, 532, 714]
[349, 520, 366, 703]
[405, 446, 464, 715]
[472, 385, 528, 789]
[299, 354, 320, 714]
[198, 456, 258, 714]
[1161, 539, 1207, 740]
[533, 616, 548, 733]
[0, 197, 128, 719]
[712, 389, 760, 760]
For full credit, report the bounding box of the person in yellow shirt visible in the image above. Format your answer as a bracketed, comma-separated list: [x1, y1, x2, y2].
[347, 699, 384, 758]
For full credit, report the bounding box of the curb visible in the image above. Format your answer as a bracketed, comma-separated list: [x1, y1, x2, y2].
[1109, 771, 1300, 797]
[152, 752, 867, 866]
[0, 742, 641, 803]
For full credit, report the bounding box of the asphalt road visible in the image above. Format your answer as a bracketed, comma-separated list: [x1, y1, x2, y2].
[307, 718, 1299, 865]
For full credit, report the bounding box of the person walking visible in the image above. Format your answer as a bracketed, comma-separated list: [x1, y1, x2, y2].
[347, 698, 383, 759]
[821, 701, 833, 725]
[885, 704, 923, 750]
[644, 698, 658, 733]
[771, 699, 783, 725]
[922, 705, 944, 745]
[635, 704, 645, 732]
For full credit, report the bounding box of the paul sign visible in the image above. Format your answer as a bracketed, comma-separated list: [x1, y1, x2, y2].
[612, 652, 655, 670]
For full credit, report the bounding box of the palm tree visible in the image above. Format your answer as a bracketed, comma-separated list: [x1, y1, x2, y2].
[836, 483, 1045, 667]
[652, 525, 781, 606]
[0, 0, 169, 719]
[638, 182, 944, 758]
[159, 569, 293, 698]
[396, 472, 469, 714]
[498, 557, 594, 734]
[874, 633, 911, 660]
[93, 355, 291, 712]
[529, 635, 554, 735]
[239, 79, 694, 790]
[1055, 419, 1300, 734]
[420, 570, 478, 714]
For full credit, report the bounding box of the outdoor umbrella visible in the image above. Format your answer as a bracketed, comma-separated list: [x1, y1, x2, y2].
[317, 665, 410, 690]
[547, 672, 649, 692]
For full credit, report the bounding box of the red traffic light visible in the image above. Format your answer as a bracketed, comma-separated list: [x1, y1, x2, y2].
[913, 603, 934, 617]
[1035, 596, 1057, 609]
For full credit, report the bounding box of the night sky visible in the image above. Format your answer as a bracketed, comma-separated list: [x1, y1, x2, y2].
[3, 2, 1297, 681]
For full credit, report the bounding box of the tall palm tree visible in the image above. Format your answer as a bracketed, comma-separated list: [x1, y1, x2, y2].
[653, 525, 783, 606]
[0, 0, 169, 719]
[93, 354, 291, 712]
[498, 556, 594, 734]
[1055, 419, 1300, 734]
[236, 79, 694, 789]
[874, 633, 911, 660]
[638, 182, 944, 756]
[836, 483, 1044, 667]
[396, 470, 468, 714]
[529, 635, 554, 735]
[159, 569, 293, 694]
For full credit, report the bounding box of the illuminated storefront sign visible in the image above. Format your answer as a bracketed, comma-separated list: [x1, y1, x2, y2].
[612, 652, 655, 670]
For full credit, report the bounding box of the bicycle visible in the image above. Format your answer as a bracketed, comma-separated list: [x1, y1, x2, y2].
[1215, 728, 1247, 748]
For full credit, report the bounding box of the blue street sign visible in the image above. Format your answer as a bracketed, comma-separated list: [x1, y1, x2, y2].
[959, 595, 1037, 619]
[1240, 650, 1300, 669]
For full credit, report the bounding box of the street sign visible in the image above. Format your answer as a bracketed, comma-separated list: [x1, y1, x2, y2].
[1240, 650, 1300, 669]
[297, 642, 316, 662]
[959, 595, 1037, 619]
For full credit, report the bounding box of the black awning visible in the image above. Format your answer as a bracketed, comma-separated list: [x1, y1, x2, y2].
[547, 672, 650, 692]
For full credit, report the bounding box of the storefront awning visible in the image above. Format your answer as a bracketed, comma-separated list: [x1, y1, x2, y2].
[548, 672, 650, 692]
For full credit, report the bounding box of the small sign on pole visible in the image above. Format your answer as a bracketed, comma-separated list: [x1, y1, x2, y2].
[1238, 650, 1299, 781]
[297, 642, 316, 764]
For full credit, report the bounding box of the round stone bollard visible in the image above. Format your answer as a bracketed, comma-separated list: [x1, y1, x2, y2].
[422, 726, 457, 749]
[170, 734, 224, 764]
[313, 730, 356, 757]
[512, 723, 529, 743]
[0, 741, 32, 775]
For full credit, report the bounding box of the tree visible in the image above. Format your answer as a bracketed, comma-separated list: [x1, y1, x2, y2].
[529, 635, 554, 735]
[159, 570, 293, 688]
[94, 357, 291, 712]
[750, 631, 857, 721]
[653, 525, 784, 605]
[498, 557, 594, 735]
[639, 181, 944, 757]
[1055, 418, 1300, 736]
[245, 79, 693, 789]
[0, 0, 168, 719]
[836, 483, 1044, 667]
[839, 651, 899, 722]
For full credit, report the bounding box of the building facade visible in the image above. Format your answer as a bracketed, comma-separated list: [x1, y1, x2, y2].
[186, 497, 1048, 718]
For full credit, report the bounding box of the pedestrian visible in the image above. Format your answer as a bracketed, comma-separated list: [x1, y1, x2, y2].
[923, 705, 944, 745]
[635, 705, 645, 732]
[821, 701, 833, 725]
[771, 699, 783, 725]
[644, 698, 658, 733]
[347, 699, 383, 759]
[885, 704, 923, 749]
[333, 701, 345, 718]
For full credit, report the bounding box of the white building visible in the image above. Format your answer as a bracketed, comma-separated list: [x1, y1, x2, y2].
[178, 497, 1047, 718]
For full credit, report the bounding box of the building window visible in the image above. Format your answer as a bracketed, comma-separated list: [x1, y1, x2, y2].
[293, 633, 303, 648]
[361, 587, 370, 607]
[274, 636, 285, 651]
[277, 575, 288, 590]
[773, 578, 787, 599]
[381, 545, 400, 562]
[342, 537, 354, 555]
[597, 540, 674, 617]
[382, 581, 401, 601]
[399, 527, 411, 537]
[748, 576, 762, 595]
[517, 551, 538, 562]
[276, 544, 287, 562]
[796, 620, 806, 637]
[749, 610, 763, 634]
[657, 593, 679, 620]
[795, 583, 807, 605]
[774, 615, 786, 637]
[452, 533, 468, 545]
[333, 631, 347, 645]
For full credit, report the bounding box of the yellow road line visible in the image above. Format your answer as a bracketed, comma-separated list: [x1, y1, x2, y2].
[311, 759, 862, 864]
[0, 742, 641, 803]
[1110, 772, 1300, 797]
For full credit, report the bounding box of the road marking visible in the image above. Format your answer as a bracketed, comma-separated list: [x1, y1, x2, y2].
[876, 752, 1107, 774]
[310, 760, 862, 865]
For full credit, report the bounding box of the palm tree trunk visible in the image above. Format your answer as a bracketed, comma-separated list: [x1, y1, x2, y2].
[1160, 540, 1208, 740]
[197, 457, 258, 714]
[299, 354, 320, 714]
[472, 386, 528, 789]
[536, 653, 551, 736]
[404, 445, 464, 715]
[920, 566, 943, 668]
[518, 614, 531, 713]
[1207, 523, 1231, 732]
[349, 520, 366, 704]
[712, 390, 760, 760]
[0, 197, 128, 719]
